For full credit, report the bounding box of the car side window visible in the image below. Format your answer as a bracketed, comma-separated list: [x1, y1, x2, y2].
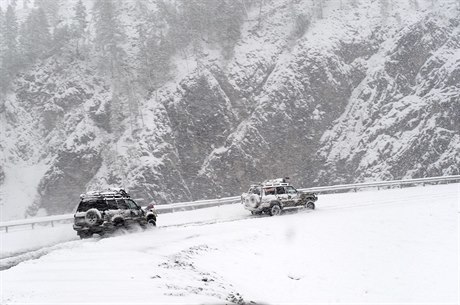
[92, 200, 108, 211]
[276, 187, 286, 194]
[286, 186, 297, 194]
[125, 199, 139, 210]
[106, 199, 118, 210]
[264, 188, 275, 195]
[250, 187, 261, 195]
[77, 200, 96, 212]
[117, 199, 129, 210]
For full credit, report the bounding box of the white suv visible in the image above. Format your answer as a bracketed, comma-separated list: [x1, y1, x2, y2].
[241, 178, 317, 216]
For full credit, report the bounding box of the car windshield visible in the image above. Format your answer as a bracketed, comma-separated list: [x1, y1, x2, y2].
[117, 199, 130, 209]
[125, 199, 139, 209]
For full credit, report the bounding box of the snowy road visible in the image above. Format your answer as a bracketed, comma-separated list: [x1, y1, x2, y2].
[1, 184, 459, 304]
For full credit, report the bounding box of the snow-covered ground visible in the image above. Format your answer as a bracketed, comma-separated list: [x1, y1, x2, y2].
[1, 183, 458, 304]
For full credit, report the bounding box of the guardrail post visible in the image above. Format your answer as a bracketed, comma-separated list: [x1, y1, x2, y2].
[51, 221, 54, 227]
[5, 226, 8, 233]
[31, 223, 35, 230]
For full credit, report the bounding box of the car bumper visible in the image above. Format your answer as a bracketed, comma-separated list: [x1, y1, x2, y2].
[243, 202, 270, 212]
[73, 222, 113, 233]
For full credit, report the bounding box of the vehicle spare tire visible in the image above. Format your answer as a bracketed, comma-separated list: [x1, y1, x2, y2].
[245, 194, 260, 208]
[85, 209, 101, 226]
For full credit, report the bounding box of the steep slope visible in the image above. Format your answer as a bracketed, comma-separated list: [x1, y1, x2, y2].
[1, 0, 459, 219]
[317, 14, 460, 184]
[191, 0, 460, 195]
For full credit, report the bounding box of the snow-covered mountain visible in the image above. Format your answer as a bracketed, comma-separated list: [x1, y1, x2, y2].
[1, 0, 459, 220]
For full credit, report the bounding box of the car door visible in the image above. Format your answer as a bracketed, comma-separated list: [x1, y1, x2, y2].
[276, 186, 290, 206]
[285, 186, 300, 206]
[126, 199, 143, 220]
[116, 199, 132, 221]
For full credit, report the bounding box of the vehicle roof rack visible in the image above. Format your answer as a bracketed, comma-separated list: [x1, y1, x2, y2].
[80, 188, 130, 199]
[262, 182, 290, 187]
[262, 177, 291, 187]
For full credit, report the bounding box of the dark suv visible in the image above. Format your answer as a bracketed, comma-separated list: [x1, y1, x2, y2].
[73, 188, 157, 239]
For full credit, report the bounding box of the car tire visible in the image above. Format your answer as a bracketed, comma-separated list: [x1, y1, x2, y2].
[112, 216, 125, 227]
[85, 209, 101, 226]
[306, 201, 315, 209]
[147, 216, 157, 227]
[269, 204, 282, 216]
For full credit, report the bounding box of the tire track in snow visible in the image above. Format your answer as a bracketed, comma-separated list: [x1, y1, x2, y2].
[157, 244, 252, 304]
[0, 239, 96, 271]
[2, 191, 435, 271]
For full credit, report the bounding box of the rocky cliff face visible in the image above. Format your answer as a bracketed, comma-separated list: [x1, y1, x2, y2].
[1, 0, 459, 219]
[316, 15, 460, 184]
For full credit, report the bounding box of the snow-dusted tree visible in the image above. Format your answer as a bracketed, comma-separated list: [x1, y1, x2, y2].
[73, 0, 88, 56]
[0, 7, 7, 92]
[156, 0, 189, 52]
[3, 5, 20, 79]
[349, 0, 359, 8]
[257, 0, 264, 27]
[213, 1, 245, 58]
[0, 7, 4, 37]
[19, 8, 51, 64]
[23, 0, 31, 9]
[379, 0, 390, 18]
[177, 0, 207, 54]
[409, 0, 419, 10]
[313, 0, 324, 19]
[52, 24, 73, 56]
[173, 0, 244, 58]
[292, 13, 311, 39]
[137, 18, 172, 92]
[34, 0, 59, 26]
[0, 8, 5, 52]
[93, 0, 126, 76]
[74, 0, 87, 36]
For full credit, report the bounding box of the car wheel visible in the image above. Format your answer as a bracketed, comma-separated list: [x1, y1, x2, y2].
[269, 204, 282, 216]
[306, 201, 315, 209]
[112, 216, 125, 227]
[147, 217, 156, 227]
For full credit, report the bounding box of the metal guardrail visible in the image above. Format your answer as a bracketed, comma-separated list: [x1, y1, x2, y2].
[298, 175, 460, 193]
[1, 175, 459, 233]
